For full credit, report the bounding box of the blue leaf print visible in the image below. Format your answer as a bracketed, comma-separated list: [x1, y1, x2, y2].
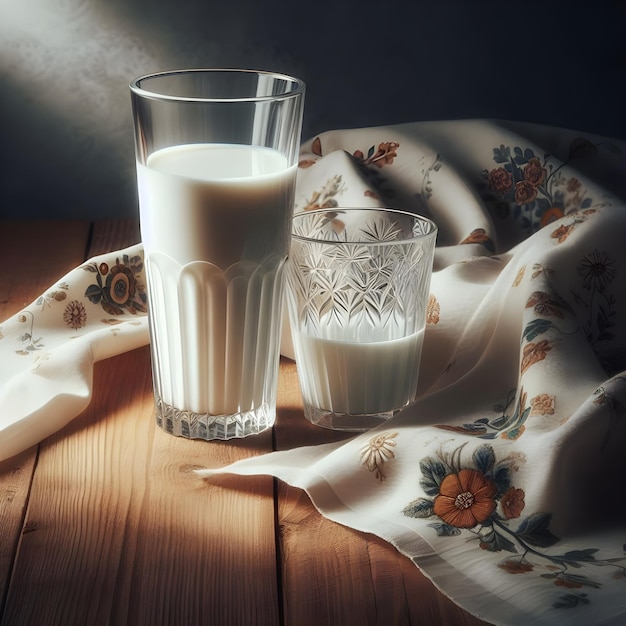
[402, 497, 434, 519]
[472, 444, 496, 474]
[523, 319, 554, 343]
[428, 522, 461, 537]
[419, 458, 448, 496]
[517, 513, 560, 548]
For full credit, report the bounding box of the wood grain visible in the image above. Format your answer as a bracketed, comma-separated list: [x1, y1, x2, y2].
[0, 219, 490, 626]
[0, 220, 91, 615]
[88, 219, 141, 257]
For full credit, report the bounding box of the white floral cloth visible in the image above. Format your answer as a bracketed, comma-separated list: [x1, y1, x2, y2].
[2, 120, 626, 625]
[0, 248, 149, 460]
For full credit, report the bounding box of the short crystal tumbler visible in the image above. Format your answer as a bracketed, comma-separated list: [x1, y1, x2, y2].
[130, 69, 305, 439]
[286, 208, 437, 431]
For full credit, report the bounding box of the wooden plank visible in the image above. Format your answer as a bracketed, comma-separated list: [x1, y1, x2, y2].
[87, 218, 141, 257]
[3, 217, 280, 625]
[274, 359, 488, 625]
[0, 220, 91, 318]
[0, 220, 91, 617]
[2, 345, 280, 626]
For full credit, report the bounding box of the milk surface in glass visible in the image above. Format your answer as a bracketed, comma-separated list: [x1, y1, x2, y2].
[292, 328, 424, 416]
[137, 143, 296, 431]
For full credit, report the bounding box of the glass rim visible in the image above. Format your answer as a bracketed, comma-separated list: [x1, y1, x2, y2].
[291, 207, 438, 246]
[129, 68, 306, 103]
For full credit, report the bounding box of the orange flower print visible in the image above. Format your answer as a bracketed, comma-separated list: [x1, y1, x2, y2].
[513, 266, 525, 287]
[567, 177, 582, 193]
[403, 442, 623, 608]
[498, 558, 534, 574]
[353, 141, 400, 168]
[364, 189, 380, 199]
[427, 294, 440, 325]
[514, 180, 538, 205]
[488, 167, 513, 194]
[523, 157, 546, 187]
[540, 207, 564, 228]
[554, 575, 585, 589]
[460, 228, 495, 253]
[550, 223, 574, 243]
[486, 144, 599, 237]
[501, 487, 525, 519]
[311, 136, 322, 156]
[521, 339, 553, 374]
[433, 469, 497, 529]
[461, 228, 489, 245]
[530, 393, 555, 416]
[298, 159, 317, 169]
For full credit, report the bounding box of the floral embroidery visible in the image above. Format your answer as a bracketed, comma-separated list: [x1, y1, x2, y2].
[578, 249, 616, 292]
[498, 557, 534, 574]
[298, 158, 317, 169]
[426, 294, 440, 325]
[531, 263, 554, 280]
[402, 443, 527, 534]
[34, 282, 69, 309]
[437, 389, 531, 441]
[15, 311, 43, 355]
[530, 393, 555, 416]
[364, 189, 380, 200]
[432, 468, 497, 528]
[521, 339, 554, 374]
[460, 228, 495, 254]
[360, 431, 398, 481]
[311, 136, 322, 156]
[63, 300, 87, 331]
[482, 145, 598, 235]
[403, 443, 626, 610]
[549, 208, 598, 244]
[351, 140, 401, 199]
[540, 207, 565, 227]
[551, 223, 575, 244]
[501, 487, 525, 519]
[526, 291, 572, 319]
[83, 253, 146, 316]
[488, 167, 512, 195]
[300, 175, 346, 212]
[591, 374, 626, 446]
[513, 265, 525, 287]
[31, 352, 51, 371]
[353, 141, 400, 168]
[572, 249, 617, 372]
[413, 154, 442, 213]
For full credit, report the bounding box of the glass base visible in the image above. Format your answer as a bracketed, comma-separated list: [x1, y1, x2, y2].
[303, 404, 397, 432]
[155, 396, 275, 440]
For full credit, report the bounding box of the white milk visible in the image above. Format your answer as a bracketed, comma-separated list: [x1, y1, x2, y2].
[137, 144, 296, 419]
[292, 328, 424, 416]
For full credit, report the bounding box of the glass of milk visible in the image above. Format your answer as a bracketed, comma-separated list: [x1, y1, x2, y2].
[130, 69, 305, 439]
[286, 208, 437, 431]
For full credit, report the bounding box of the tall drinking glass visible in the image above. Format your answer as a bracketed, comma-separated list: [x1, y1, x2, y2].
[130, 69, 305, 439]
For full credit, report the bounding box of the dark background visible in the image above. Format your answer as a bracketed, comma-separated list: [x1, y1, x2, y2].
[1, 0, 625, 219]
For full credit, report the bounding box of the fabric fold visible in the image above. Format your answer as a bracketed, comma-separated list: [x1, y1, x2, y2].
[0, 244, 149, 460]
[2, 119, 626, 625]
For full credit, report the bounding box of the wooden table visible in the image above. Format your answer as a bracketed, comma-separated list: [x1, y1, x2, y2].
[0, 220, 487, 626]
